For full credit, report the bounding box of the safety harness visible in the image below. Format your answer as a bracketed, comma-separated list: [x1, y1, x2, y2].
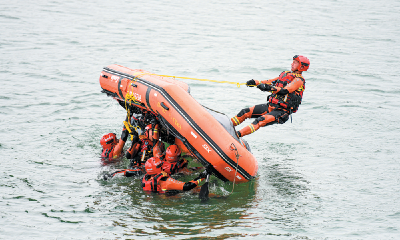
[141, 173, 167, 193]
[163, 159, 188, 175]
[268, 71, 305, 113]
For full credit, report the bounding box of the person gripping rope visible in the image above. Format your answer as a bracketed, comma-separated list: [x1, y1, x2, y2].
[141, 157, 206, 194]
[125, 124, 157, 168]
[231, 55, 310, 137]
[100, 124, 130, 161]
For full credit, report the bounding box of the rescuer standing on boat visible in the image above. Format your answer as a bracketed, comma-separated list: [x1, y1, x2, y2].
[231, 55, 310, 137]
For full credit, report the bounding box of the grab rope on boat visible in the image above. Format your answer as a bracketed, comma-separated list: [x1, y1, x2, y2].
[229, 143, 241, 195]
[123, 77, 142, 140]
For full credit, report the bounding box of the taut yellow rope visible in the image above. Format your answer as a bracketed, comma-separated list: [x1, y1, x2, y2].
[132, 72, 247, 88]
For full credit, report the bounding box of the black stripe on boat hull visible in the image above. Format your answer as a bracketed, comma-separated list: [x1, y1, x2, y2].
[145, 87, 152, 111]
[102, 67, 253, 181]
[117, 77, 124, 101]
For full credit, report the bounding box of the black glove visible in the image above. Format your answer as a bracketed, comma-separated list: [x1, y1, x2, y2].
[246, 79, 256, 87]
[257, 84, 272, 92]
[199, 170, 208, 179]
[276, 88, 289, 95]
[131, 133, 139, 144]
[194, 170, 208, 181]
[121, 127, 129, 142]
[103, 173, 112, 180]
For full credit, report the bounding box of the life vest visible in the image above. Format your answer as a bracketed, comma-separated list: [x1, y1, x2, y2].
[141, 173, 167, 193]
[162, 159, 188, 175]
[269, 71, 305, 113]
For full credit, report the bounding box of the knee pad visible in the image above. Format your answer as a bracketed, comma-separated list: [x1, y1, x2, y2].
[277, 112, 289, 124]
[237, 108, 251, 117]
[251, 116, 265, 126]
[252, 104, 269, 116]
[254, 115, 277, 127]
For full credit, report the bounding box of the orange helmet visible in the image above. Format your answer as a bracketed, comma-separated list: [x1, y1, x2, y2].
[293, 55, 310, 72]
[145, 157, 163, 175]
[165, 145, 181, 162]
[100, 133, 117, 149]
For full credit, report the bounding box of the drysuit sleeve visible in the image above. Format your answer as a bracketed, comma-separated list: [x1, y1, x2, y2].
[273, 77, 304, 95]
[153, 141, 165, 158]
[112, 140, 125, 158]
[159, 177, 203, 192]
[126, 142, 141, 159]
[283, 77, 304, 93]
[259, 77, 278, 85]
[110, 169, 142, 178]
[112, 126, 129, 158]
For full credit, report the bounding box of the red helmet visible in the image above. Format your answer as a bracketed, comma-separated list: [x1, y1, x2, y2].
[293, 55, 310, 72]
[165, 145, 181, 162]
[145, 157, 163, 175]
[100, 133, 117, 149]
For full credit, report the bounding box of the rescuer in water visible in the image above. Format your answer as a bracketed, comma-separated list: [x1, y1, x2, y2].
[125, 124, 156, 168]
[141, 157, 207, 194]
[100, 123, 131, 161]
[231, 55, 310, 137]
[161, 145, 194, 175]
[102, 122, 160, 178]
[100, 125, 149, 180]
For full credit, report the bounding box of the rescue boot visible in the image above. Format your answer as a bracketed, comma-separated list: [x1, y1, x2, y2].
[238, 123, 260, 137]
[231, 107, 252, 126]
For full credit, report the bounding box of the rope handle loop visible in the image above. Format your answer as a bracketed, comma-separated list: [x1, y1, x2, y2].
[229, 143, 241, 195]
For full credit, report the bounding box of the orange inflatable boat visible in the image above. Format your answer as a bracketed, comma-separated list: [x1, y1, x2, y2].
[99, 64, 258, 183]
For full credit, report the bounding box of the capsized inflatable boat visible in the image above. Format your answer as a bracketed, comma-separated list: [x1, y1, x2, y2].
[99, 64, 258, 183]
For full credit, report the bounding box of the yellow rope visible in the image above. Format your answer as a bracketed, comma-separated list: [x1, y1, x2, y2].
[122, 72, 250, 140]
[132, 72, 247, 88]
[122, 72, 163, 139]
[158, 74, 247, 88]
[123, 76, 144, 140]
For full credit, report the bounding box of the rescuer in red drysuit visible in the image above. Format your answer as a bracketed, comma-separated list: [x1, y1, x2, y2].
[231, 55, 310, 137]
[101, 124, 158, 179]
[161, 145, 191, 175]
[125, 124, 159, 168]
[141, 157, 206, 194]
[100, 125, 130, 161]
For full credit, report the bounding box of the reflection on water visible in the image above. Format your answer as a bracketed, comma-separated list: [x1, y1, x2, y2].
[92, 139, 324, 238]
[96, 170, 258, 238]
[267, 162, 310, 198]
[248, 141, 324, 235]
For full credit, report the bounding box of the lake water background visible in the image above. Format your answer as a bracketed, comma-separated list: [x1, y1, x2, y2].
[1, 0, 400, 239]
